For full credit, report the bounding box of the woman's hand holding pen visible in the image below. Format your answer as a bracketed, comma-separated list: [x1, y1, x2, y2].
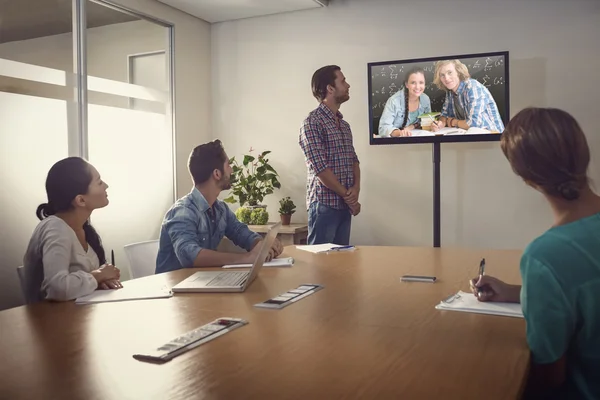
[92, 263, 121, 286]
[99, 279, 123, 290]
[431, 120, 444, 132]
[469, 275, 521, 303]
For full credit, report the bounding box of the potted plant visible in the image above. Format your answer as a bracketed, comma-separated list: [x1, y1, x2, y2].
[278, 197, 296, 226]
[224, 148, 281, 225]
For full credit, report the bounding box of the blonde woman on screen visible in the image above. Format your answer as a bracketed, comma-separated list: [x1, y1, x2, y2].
[378, 67, 431, 137]
[470, 108, 600, 399]
[23, 157, 121, 302]
[430, 59, 504, 133]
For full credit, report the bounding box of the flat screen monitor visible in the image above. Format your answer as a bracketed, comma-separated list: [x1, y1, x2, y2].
[368, 51, 509, 145]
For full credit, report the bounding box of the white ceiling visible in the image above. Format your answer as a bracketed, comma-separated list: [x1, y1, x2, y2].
[156, 0, 328, 23]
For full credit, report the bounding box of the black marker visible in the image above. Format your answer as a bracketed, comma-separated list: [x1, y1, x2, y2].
[111, 250, 115, 266]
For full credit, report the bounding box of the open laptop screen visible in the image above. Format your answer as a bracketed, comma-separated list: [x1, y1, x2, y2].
[243, 222, 282, 288]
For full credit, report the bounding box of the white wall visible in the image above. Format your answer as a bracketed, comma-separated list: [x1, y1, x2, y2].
[115, 0, 212, 196]
[211, 0, 600, 250]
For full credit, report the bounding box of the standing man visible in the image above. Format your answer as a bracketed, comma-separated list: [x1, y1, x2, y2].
[299, 65, 361, 245]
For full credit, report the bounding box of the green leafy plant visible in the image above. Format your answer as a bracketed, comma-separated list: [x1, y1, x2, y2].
[278, 197, 296, 216]
[224, 148, 281, 207]
[249, 208, 269, 225]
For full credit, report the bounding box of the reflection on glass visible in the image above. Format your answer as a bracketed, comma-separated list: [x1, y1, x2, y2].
[0, 0, 74, 309]
[85, 0, 173, 280]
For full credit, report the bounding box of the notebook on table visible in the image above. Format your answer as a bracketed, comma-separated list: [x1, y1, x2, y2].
[75, 283, 173, 305]
[222, 257, 294, 269]
[295, 243, 356, 254]
[435, 290, 523, 318]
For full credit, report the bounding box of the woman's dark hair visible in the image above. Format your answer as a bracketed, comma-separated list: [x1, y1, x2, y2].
[501, 107, 590, 201]
[401, 67, 426, 130]
[311, 65, 341, 102]
[188, 139, 228, 185]
[36, 157, 106, 264]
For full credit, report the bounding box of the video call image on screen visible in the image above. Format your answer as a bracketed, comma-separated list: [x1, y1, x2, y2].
[368, 52, 509, 143]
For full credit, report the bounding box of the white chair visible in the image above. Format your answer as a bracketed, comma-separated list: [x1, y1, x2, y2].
[123, 240, 160, 279]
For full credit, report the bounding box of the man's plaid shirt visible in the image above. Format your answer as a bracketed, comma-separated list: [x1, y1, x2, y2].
[299, 103, 359, 210]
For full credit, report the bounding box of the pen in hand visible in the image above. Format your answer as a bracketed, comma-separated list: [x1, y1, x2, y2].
[111, 250, 115, 266]
[477, 258, 486, 296]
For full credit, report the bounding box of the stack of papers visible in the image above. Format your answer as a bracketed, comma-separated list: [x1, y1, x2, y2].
[295, 244, 356, 254]
[435, 291, 523, 318]
[222, 257, 295, 269]
[75, 283, 173, 305]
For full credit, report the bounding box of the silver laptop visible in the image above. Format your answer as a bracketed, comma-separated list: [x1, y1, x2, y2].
[171, 222, 281, 293]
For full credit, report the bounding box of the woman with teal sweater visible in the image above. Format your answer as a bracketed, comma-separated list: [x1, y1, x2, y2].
[471, 108, 600, 400]
[378, 67, 431, 137]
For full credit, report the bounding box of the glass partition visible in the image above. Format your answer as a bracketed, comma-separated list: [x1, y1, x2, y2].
[0, 0, 174, 309]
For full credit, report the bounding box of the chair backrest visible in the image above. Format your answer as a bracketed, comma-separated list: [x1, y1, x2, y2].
[123, 240, 160, 279]
[16, 265, 40, 305]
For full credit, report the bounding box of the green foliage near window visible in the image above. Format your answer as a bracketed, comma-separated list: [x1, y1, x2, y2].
[224, 148, 281, 207]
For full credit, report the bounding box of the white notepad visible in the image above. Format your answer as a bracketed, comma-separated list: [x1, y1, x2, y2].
[295, 244, 355, 254]
[75, 283, 173, 305]
[435, 291, 523, 318]
[222, 257, 294, 269]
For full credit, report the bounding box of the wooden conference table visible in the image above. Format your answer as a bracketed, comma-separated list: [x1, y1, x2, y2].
[0, 246, 529, 399]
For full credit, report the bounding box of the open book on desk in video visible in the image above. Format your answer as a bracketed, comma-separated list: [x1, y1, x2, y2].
[435, 290, 523, 318]
[411, 127, 495, 137]
[75, 282, 173, 305]
[222, 257, 294, 269]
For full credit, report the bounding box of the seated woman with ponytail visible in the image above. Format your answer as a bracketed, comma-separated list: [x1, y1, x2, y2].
[378, 67, 431, 137]
[23, 157, 122, 302]
[469, 108, 600, 399]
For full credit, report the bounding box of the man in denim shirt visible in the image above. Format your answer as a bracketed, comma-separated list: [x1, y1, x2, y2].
[155, 140, 283, 273]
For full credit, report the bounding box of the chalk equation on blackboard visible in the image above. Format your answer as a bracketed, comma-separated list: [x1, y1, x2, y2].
[371, 56, 505, 79]
[466, 57, 504, 71]
[480, 75, 505, 87]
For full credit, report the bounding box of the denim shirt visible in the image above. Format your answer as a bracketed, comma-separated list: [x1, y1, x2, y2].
[378, 90, 431, 137]
[155, 188, 261, 273]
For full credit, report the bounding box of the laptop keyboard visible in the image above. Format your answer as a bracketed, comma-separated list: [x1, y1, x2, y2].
[206, 271, 248, 287]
